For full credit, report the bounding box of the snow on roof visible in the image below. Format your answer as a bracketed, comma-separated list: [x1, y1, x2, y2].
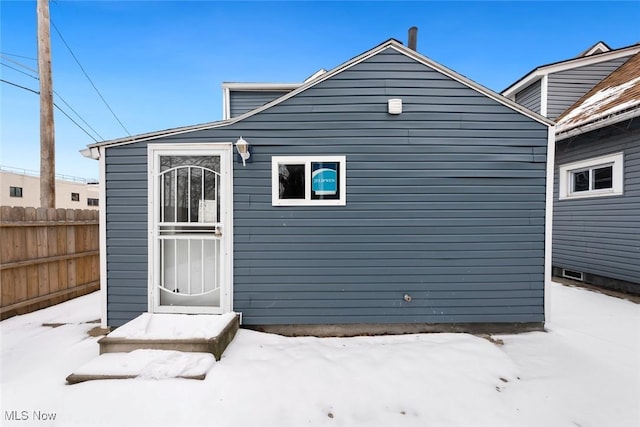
[556, 52, 640, 135]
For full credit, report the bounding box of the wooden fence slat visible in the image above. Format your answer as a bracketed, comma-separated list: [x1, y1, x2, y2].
[47, 218, 59, 300]
[25, 207, 39, 302]
[1, 270, 14, 307]
[36, 208, 49, 298]
[57, 221, 68, 295]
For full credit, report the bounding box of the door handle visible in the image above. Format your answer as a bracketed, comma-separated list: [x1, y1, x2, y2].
[214, 226, 222, 237]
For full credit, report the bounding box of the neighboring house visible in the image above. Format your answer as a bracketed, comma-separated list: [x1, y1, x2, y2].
[505, 42, 640, 295]
[0, 166, 100, 210]
[502, 41, 640, 120]
[83, 39, 553, 331]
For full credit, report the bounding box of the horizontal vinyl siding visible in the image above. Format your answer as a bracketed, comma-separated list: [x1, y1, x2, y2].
[553, 121, 640, 285]
[229, 90, 291, 118]
[104, 145, 149, 326]
[514, 80, 541, 114]
[105, 47, 548, 326]
[547, 56, 632, 119]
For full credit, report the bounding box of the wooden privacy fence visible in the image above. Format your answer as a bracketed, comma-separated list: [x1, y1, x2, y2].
[0, 206, 100, 320]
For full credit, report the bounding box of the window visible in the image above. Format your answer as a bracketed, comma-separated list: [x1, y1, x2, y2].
[559, 152, 623, 200]
[9, 186, 23, 197]
[87, 198, 99, 206]
[272, 156, 346, 206]
[71, 192, 80, 202]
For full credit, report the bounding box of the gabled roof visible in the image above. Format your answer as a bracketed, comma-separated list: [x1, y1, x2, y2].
[556, 52, 640, 140]
[577, 41, 611, 58]
[87, 39, 552, 151]
[502, 42, 640, 98]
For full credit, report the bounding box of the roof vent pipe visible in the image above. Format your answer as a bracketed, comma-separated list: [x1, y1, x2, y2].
[408, 26, 418, 51]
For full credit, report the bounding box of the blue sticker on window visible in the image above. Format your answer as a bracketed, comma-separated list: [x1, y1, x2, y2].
[312, 162, 338, 196]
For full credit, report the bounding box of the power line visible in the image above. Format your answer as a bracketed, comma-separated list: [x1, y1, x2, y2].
[54, 91, 104, 140]
[1, 78, 99, 142]
[1, 78, 38, 95]
[53, 100, 99, 142]
[0, 54, 39, 73]
[1, 62, 38, 80]
[50, 19, 131, 136]
[1, 59, 104, 140]
[0, 51, 37, 61]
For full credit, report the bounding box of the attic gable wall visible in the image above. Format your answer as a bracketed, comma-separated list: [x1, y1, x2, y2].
[547, 55, 632, 119]
[514, 80, 542, 115]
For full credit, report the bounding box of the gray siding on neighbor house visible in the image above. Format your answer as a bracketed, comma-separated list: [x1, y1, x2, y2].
[553, 122, 640, 285]
[547, 56, 631, 119]
[229, 90, 292, 118]
[105, 47, 548, 327]
[514, 80, 541, 114]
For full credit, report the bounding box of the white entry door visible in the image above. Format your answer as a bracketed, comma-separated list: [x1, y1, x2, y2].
[148, 144, 232, 314]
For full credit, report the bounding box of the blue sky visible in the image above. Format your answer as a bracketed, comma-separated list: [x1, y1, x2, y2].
[1, 1, 639, 180]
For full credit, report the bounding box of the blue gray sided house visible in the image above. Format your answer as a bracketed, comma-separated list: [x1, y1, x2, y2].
[87, 39, 553, 333]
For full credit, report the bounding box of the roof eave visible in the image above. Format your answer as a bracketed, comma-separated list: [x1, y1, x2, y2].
[86, 119, 234, 149]
[221, 82, 302, 91]
[391, 44, 553, 126]
[556, 107, 640, 141]
[502, 44, 640, 98]
[502, 72, 543, 98]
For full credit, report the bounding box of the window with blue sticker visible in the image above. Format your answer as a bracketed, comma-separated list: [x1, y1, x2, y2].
[311, 162, 339, 200]
[272, 156, 346, 206]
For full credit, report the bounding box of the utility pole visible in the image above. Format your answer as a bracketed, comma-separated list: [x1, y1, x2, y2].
[37, 0, 55, 208]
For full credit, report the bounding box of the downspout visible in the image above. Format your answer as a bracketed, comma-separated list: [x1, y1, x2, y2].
[80, 145, 106, 327]
[544, 125, 556, 326]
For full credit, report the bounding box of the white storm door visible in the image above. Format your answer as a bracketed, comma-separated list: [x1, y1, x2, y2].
[149, 144, 232, 314]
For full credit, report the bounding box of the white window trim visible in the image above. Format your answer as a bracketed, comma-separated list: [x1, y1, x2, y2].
[559, 152, 623, 200]
[272, 156, 346, 206]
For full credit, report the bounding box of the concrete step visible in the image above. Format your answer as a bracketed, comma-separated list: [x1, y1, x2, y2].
[98, 313, 239, 361]
[66, 349, 215, 384]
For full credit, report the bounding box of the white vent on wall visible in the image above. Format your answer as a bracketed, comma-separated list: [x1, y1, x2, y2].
[388, 99, 402, 115]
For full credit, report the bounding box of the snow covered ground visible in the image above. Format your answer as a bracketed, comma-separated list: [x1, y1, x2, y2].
[1, 281, 638, 427]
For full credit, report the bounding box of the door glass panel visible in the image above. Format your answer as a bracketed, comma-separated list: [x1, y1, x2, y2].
[190, 167, 202, 223]
[162, 170, 175, 223]
[160, 155, 220, 223]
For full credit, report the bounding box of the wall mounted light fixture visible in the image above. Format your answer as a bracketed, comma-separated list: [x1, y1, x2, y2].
[388, 98, 402, 115]
[236, 137, 251, 166]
